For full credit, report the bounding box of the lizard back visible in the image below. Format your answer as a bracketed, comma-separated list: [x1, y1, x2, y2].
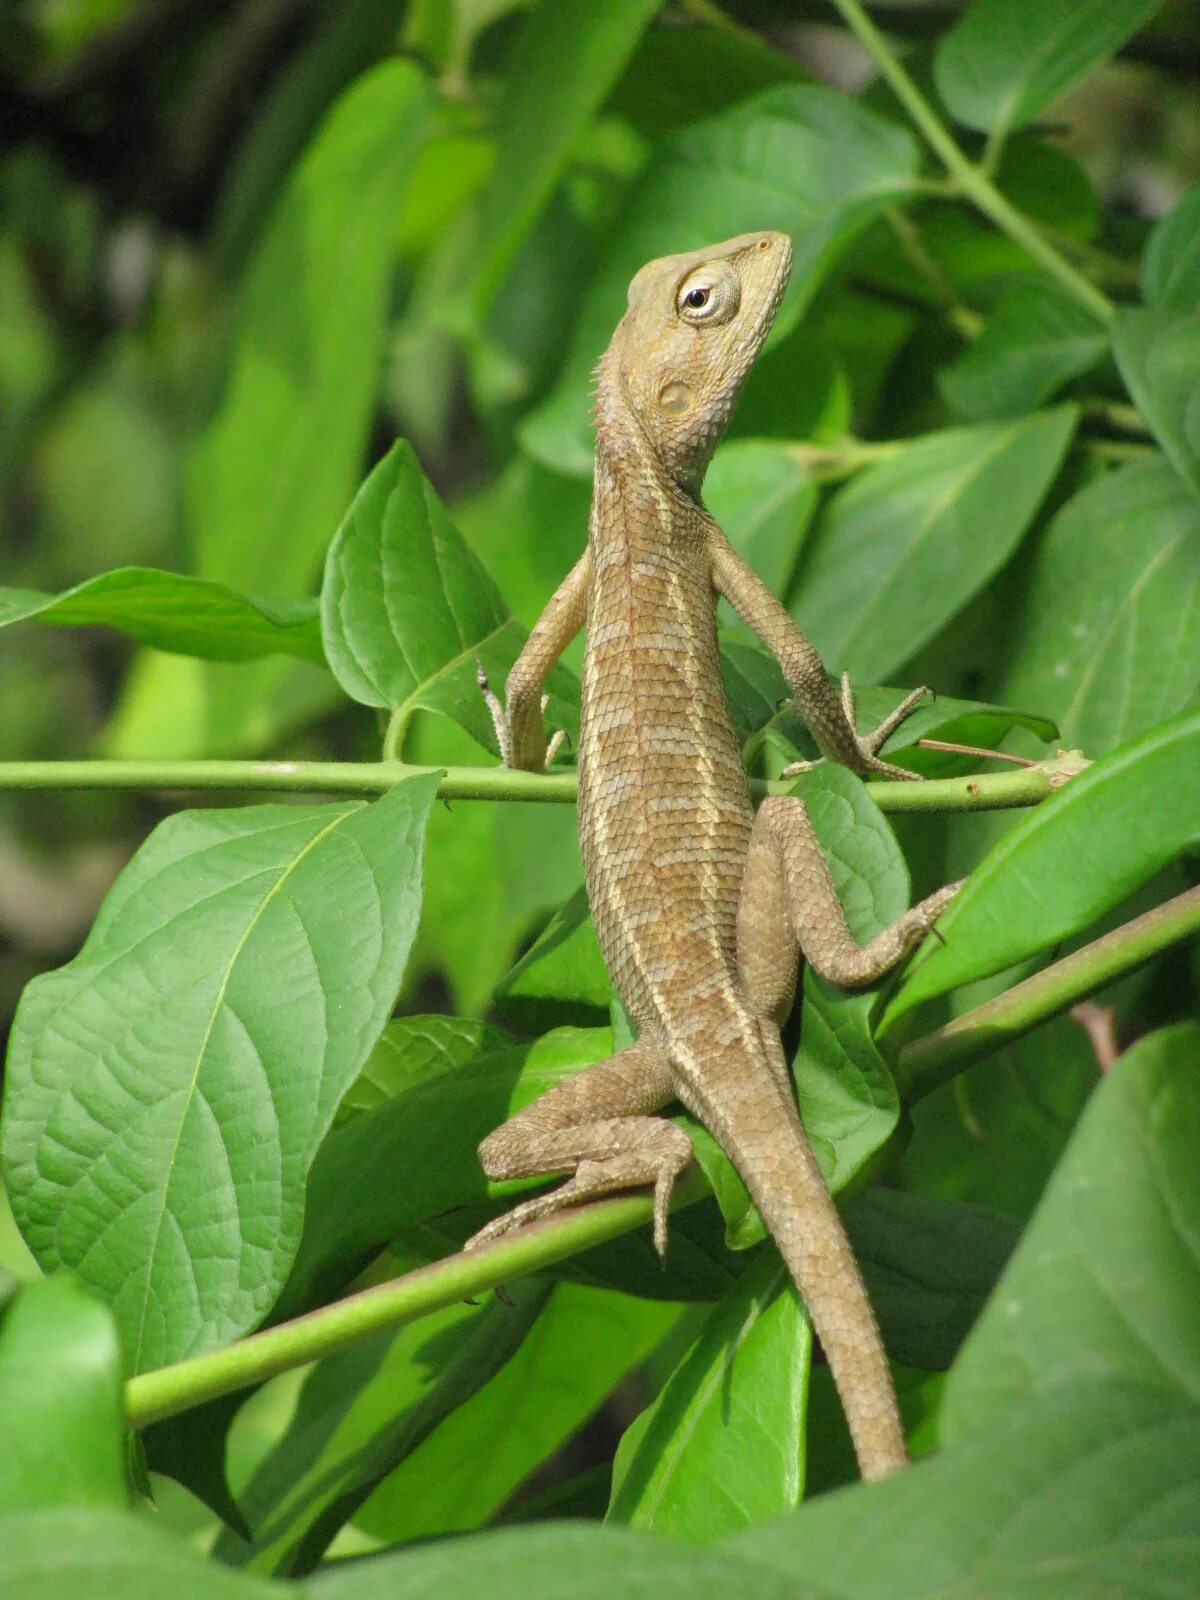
[578, 454, 753, 1036]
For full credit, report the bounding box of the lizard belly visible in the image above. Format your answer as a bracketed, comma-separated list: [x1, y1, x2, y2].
[578, 546, 754, 1030]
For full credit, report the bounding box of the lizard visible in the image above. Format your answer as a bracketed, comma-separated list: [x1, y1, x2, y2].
[470, 230, 961, 1480]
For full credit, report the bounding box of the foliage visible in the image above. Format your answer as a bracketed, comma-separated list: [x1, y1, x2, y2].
[1, 1, 1198, 1594]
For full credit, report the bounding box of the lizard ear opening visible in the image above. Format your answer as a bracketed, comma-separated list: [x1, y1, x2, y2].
[676, 262, 740, 325]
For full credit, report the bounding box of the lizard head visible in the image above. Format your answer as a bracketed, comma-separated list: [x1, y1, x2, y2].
[595, 230, 793, 494]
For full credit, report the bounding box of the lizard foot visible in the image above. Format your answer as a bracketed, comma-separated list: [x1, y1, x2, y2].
[464, 1145, 691, 1260]
[781, 678, 929, 783]
[476, 662, 564, 769]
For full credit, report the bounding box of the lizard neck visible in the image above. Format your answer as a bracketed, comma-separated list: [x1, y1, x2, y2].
[591, 410, 706, 559]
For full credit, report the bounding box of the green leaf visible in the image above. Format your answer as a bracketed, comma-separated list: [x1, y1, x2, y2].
[728, 332, 850, 448]
[522, 85, 919, 475]
[846, 1189, 1018, 1372]
[2, 775, 439, 1371]
[321, 439, 578, 752]
[1112, 307, 1200, 497]
[934, 0, 1166, 137]
[466, 0, 659, 316]
[494, 887, 613, 1032]
[314, 1522, 814, 1600]
[788, 765, 911, 1196]
[706, 441, 816, 603]
[1142, 183, 1200, 313]
[336, 1014, 512, 1126]
[0, 569, 324, 664]
[881, 709, 1200, 1026]
[608, 1254, 811, 1539]
[452, 454, 592, 633]
[943, 1023, 1200, 1439]
[0, 1278, 124, 1513]
[938, 280, 1107, 421]
[604, 21, 806, 139]
[211, 0, 403, 274]
[117, 60, 432, 756]
[999, 459, 1200, 751]
[274, 1026, 615, 1319]
[734, 1385, 1200, 1599]
[192, 62, 430, 602]
[355, 1284, 681, 1545]
[216, 1282, 550, 1575]
[0, 1509, 282, 1600]
[792, 409, 1077, 683]
[407, 716, 583, 1015]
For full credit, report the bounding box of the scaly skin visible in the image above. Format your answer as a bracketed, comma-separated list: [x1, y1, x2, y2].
[474, 232, 961, 1480]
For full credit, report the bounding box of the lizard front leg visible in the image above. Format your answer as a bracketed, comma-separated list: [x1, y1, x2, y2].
[464, 1037, 691, 1257]
[708, 534, 925, 781]
[480, 550, 590, 770]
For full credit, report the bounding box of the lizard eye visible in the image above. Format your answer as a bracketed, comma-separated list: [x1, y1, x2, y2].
[676, 264, 740, 325]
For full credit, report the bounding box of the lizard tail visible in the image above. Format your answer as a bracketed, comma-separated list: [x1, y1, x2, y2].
[672, 1021, 906, 1481]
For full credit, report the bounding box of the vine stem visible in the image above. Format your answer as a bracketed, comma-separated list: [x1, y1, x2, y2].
[124, 1169, 708, 1429]
[121, 885, 1200, 1429]
[895, 885, 1200, 1100]
[829, 0, 1115, 325]
[0, 759, 1053, 812]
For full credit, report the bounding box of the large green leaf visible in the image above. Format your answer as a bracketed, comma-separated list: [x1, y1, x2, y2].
[216, 1283, 549, 1575]
[115, 61, 431, 755]
[465, 0, 658, 316]
[734, 1386, 1200, 1599]
[313, 1522, 813, 1600]
[1000, 459, 1200, 751]
[934, 0, 1166, 136]
[321, 440, 578, 753]
[522, 85, 919, 475]
[0, 1509, 282, 1600]
[938, 281, 1106, 422]
[1142, 183, 1200, 313]
[848, 1190, 1019, 1373]
[1112, 307, 1200, 497]
[882, 709, 1200, 1025]
[0, 1278, 124, 1514]
[792, 409, 1076, 684]
[608, 1254, 810, 1540]
[356, 1285, 680, 1546]
[943, 1023, 1200, 1439]
[2, 775, 438, 1370]
[0, 569, 323, 664]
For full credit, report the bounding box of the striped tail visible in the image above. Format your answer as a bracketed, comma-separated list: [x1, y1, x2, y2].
[673, 1019, 906, 1480]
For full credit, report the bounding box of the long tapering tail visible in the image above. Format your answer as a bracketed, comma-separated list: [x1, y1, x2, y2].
[674, 1020, 906, 1480]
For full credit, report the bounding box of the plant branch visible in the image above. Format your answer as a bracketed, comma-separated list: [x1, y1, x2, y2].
[828, 0, 1115, 325]
[124, 1168, 709, 1429]
[895, 885, 1200, 1100]
[0, 759, 1054, 812]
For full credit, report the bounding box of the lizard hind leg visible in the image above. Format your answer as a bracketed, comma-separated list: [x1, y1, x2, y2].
[465, 1037, 691, 1257]
[741, 795, 963, 992]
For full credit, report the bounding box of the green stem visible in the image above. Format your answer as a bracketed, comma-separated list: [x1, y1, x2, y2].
[0, 759, 1052, 813]
[828, 0, 1115, 325]
[896, 885, 1200, 1101]
[125, 1170, 708, 1429]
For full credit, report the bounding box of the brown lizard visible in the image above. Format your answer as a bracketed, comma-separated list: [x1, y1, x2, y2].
[471, 231, 961, 1480]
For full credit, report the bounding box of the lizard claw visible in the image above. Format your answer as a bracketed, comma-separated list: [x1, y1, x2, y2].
[476, 660, 512, 766]
[848, 676, 928, 781]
